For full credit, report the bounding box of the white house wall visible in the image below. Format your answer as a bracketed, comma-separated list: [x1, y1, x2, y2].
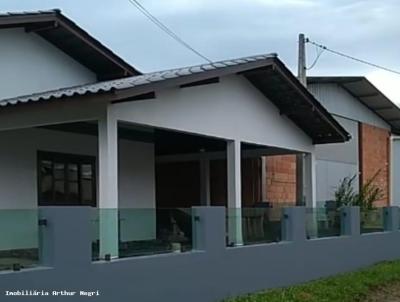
[111, 75, 315, 153]
[308, 83, 390, 130]
[391, 138, 400, 206]
[310, 82, 389, 203]
[0, 128, 156, 249]
[315, 111, 359, 202]
[0, 28, 96, 100]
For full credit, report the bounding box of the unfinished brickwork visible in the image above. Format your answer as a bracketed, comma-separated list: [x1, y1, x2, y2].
[264, 155, 296, 204]
[359, 123, 390, 207]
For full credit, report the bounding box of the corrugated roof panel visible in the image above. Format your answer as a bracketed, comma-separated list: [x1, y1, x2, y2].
[0, 53, 277, 107]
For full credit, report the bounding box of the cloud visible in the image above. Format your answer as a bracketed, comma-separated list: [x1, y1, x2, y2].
[367, 70, 400, 106]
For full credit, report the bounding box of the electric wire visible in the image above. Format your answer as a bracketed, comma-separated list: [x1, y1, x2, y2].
[306, 38, 400, 76]
[306, 44, 325, 70]
[127, 0, 212, 63]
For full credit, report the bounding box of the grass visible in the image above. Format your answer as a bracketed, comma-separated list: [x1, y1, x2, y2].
[225, 260, 400, 302]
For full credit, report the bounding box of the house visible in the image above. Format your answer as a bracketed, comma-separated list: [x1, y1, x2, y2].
[259, 77, 400, 207]
[3, 9, 400, 302]
[0, 9, 351, 258]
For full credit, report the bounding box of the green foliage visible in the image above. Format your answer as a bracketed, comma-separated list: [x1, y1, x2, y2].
[224, 261, 400, 302]
[334, 174, 357, 208]
[334, 170, 384, 211]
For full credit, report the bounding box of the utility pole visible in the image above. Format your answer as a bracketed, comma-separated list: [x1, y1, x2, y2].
[298, 33, 307, 87]
[296, 33, 307, 205]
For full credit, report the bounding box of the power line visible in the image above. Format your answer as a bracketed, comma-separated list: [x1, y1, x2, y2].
[306, 44, 325, 70]
[127, 0, 212, 63]
[306, 38, 400, 76]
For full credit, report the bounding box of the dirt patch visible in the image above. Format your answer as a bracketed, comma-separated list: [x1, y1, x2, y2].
[365, 282, 400, 302]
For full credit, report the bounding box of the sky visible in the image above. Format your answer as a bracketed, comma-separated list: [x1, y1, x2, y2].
[2, 0, 400, 104]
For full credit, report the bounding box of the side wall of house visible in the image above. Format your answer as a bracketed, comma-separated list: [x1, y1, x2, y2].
[0, 28, 96, 100]
[0, 128, 156, 249]
[359, 123, 390, 206]
[315, 116, 359, 203]
[308, 83, 391, 205]
[261, 83, 392, 206]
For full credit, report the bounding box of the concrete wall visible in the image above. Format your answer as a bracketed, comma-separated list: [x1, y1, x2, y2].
[0, 28, 96, 100]
[0, 206, 399, 302]
[0, 128, 156, 249]
[111, 75, 315, 153]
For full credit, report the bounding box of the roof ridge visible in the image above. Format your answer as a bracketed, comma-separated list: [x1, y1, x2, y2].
[142, 52, 278, 75]
[0, 9, 61, 16]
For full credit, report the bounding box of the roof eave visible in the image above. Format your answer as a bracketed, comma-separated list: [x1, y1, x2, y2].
[308, 76, 400, 134]
[0, 9, 140, 79]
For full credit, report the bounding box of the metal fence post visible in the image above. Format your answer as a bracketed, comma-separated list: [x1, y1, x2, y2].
[192, 206, 226, 255]
[282, 207, 306, 242]
[340, 206, 360, 236]
[39, 206, 92, 269]
[384, 206, 399, 231]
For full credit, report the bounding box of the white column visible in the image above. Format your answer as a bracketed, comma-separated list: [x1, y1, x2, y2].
[390, 136, 400, 206]
[296, 154, 305, 206]
[227, 140, 243, 245]
[304, 152, 317, 208]
[98, 112, 119, 259]
[301, 152, 317, 238]
[261, 156, 267, 202]
[200, 157, 211, 206]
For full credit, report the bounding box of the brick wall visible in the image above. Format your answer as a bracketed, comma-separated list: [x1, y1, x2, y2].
[264, 155, 296, 204]
[359, 123, 390, 207]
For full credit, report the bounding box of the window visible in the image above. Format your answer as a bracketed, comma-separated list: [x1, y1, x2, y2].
[38, 151, 96, 206]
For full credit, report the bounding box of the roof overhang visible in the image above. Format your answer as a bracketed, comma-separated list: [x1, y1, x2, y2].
[308, 76, 400, 134]
[0, 9, 140, 80]
[0, 54, 350, 144]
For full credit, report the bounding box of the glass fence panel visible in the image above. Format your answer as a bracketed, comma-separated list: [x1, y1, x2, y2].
[306, 207, 341, 239]
[361, 208, 385, 234]
[226, 207, 283, 246]
[0, 210, 39, 271]
[120, 208, 192, 257]
[91, 208, 100, 261]
[93, 208, 193, 260]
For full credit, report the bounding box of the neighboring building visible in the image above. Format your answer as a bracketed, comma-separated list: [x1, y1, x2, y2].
[261, 77, 400, 207]
[0, 10, 350, 255]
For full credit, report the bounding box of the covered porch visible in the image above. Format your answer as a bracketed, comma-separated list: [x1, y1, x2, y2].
[0, 54, 349, 265]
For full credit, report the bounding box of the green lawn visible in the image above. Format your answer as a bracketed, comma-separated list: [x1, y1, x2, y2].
[225, 260, 400, 302]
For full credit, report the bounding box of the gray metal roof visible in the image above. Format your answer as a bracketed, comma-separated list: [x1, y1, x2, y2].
[0, 54, 277, 107]
[0, 53, 350, 144]
[308, 76, 400, 134]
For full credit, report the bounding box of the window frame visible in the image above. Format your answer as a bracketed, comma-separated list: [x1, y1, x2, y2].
[37, 151, 97, 207]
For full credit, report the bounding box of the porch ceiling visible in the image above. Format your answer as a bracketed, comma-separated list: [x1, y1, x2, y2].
[1, 54, 350, 144]
[41, 122, 297, 156]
